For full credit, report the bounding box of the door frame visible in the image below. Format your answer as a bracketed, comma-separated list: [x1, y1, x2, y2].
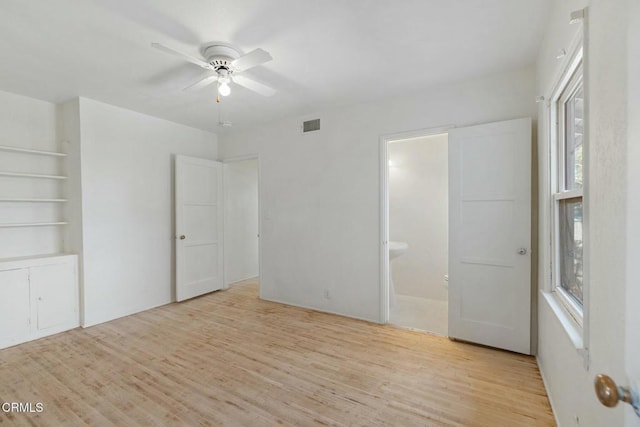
[379, 125, 454, 323]
[221, 154, 263, 294]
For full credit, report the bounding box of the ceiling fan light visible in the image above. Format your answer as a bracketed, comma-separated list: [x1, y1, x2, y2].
[218, 82, 231, 97]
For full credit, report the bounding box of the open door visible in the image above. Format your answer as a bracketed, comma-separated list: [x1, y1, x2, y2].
[621, 9, 640, 421]
[175, 155, 223, 301]
[448, 118, 532, 354]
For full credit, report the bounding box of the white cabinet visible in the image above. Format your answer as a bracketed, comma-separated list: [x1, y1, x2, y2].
[0, 254, 78, 349]
[0, 268, 31, 345]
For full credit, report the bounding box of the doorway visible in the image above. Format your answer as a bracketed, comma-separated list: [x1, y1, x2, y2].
[384, 132, 449, 335]
[223, 156, 261, 289]
[380, 118, 533, 354]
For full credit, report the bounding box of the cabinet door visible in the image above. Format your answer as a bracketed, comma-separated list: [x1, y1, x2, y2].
[0, 269, 31, 347]
[30, 261, 78, 331]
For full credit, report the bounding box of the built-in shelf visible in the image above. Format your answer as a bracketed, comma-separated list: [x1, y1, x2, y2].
[0, 198, 68, 203]
[0, 252, 74, 265]
[0, 145, 67, 157]
[0, 171, 67, 180]
[0, 222, 68, 228]
[0, 139, 71, 271]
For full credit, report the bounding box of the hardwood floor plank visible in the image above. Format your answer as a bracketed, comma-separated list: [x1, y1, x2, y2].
[0, 279, 555, 426]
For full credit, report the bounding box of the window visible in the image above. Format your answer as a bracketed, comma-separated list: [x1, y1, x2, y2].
[551, 50, 585, 324]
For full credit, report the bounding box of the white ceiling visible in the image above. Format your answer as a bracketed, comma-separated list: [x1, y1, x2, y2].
[0, 0, 551, 133]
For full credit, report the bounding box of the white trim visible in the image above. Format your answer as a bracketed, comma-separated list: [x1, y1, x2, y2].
[545, 24, 585, 101]
[222, 154, 260, 163]
[551, 68, 585, 308]
[0, 145, 68, 157]
[556, 63, 584, 195]
[0, 222, 68, 228]
[262, 295, 380, 325]
[0, 198, 68, 203]
[580, 7, 591, 362]
[220, 154, 263, 295]
[545, 8, 590, 369]
[227, 275, 259, 286]
[379, 136, 389, 324]
[541, 291, 584, 351]
[536, 357, 563, 427]
[554, 287, 584, 327]
[553, 189, 583, 201]
[0, 253, 77, 270]
[549, 40, 584, 303]
[379, 125, 453, 323]
[0, 171, 67, 180]
[379, 126, 453, 143]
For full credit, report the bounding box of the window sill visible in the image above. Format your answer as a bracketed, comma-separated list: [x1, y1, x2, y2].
[541, 291, 588, 367]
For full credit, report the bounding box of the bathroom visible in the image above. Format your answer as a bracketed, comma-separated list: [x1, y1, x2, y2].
[388, 133, 448, 335]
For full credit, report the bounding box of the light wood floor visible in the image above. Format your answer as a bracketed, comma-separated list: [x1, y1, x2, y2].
[0, 279, 555, 426]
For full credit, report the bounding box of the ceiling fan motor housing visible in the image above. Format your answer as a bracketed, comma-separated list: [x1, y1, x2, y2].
[202, 44, 241, 72]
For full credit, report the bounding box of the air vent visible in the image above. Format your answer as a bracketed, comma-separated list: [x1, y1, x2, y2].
[302, 118, 320, 133]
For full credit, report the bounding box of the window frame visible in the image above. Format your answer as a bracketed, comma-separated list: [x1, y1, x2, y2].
[550, 46, 586, 328]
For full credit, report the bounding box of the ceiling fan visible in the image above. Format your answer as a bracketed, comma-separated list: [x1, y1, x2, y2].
[151, 42, 276, 97]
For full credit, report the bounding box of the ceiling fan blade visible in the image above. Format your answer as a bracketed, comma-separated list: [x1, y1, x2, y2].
[151, 43, 213, 71]
[232, 75, 276, 97]
[183, 73, 219, 91]
[231, 48, 272, 71]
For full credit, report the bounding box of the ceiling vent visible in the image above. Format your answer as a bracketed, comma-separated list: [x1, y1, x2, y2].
[302, 118, 320, 133]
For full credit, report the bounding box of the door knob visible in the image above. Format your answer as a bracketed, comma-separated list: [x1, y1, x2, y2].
[179, 235, 186, 240]
[517, 248, 527, 255]
[594, 374, 640, 417]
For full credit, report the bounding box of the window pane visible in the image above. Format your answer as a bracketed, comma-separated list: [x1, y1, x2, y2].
[559, 197, 583, 305]
[564, 85, 584, 190]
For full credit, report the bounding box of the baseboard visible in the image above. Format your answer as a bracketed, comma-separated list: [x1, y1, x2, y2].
[260, 295, 381, 325]
[536, 356, 562, 427]
[82, 298, 171, 328]
[226, 275, 259, 287]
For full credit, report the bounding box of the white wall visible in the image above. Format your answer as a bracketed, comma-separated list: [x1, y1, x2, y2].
[73, 98, 217, 327]
[223, 158, 259, 285]
[535, 1, 635, 426]
[220, 66, 536, 322]
[0, 90, 65, 259]
[389, 134, 448, 300]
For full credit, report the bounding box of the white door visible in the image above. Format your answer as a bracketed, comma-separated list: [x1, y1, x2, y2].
[175, 155, 224, 301]
[623, 194, 640, 423]
[448, 117, 531, 354]
[623, 15, 640, 421]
